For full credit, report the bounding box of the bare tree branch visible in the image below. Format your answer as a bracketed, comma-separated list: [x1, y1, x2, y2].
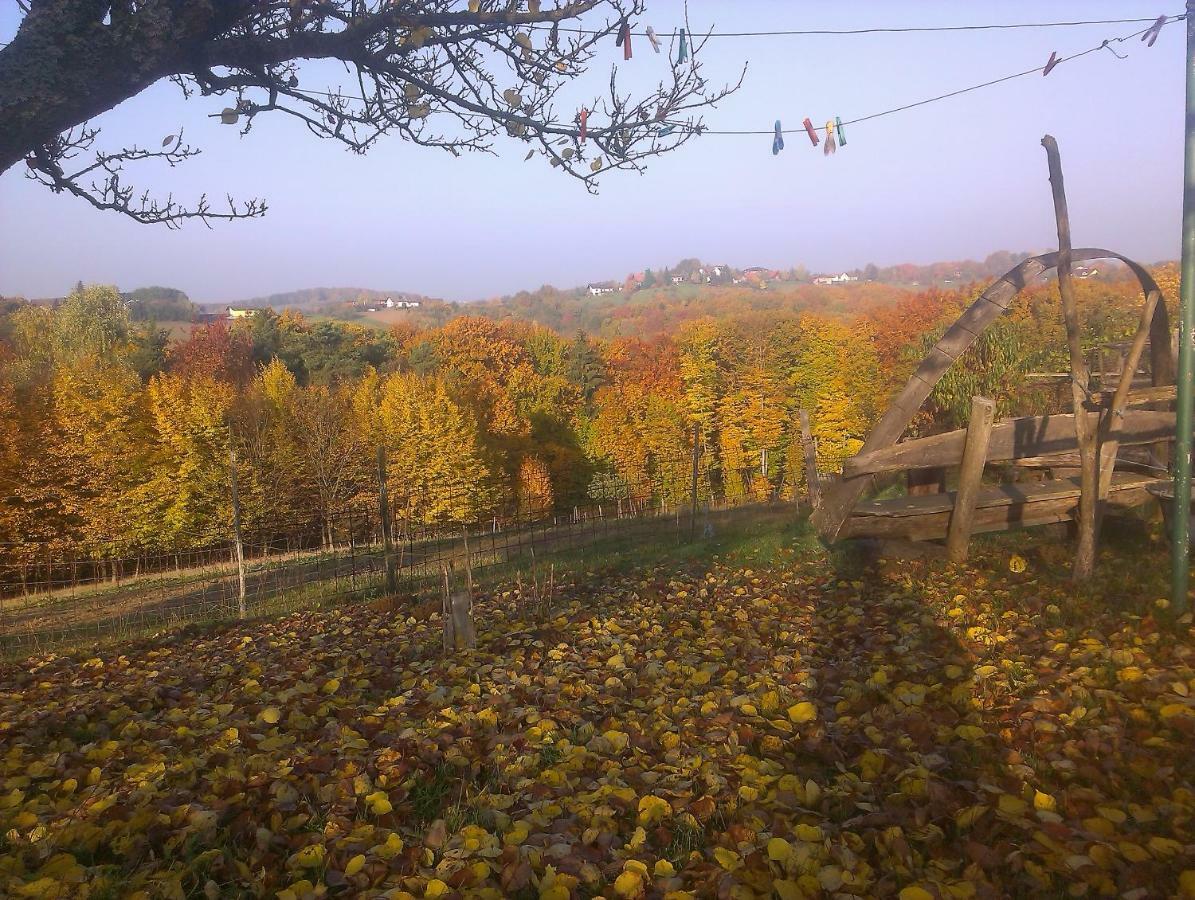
[1, 0, 742, 223]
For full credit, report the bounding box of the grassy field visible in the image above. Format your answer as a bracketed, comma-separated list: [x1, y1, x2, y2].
[0, 514, 1192, 898]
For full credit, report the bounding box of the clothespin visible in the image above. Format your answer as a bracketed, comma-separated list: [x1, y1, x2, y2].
[835, 117, 846, 147]
[677, 28, 688, 63]
[1042, 51, 1060, 76]
[615, 19, 632, 60]
[772, 120, 784, 156]
[579, 107, 588, 143]
[645, 26, 661, 53]
[823, 120, 836, 156]
[802, 117, 819, 146]
[658, 124, 676, 136]
[1141, 15, 1167, 47]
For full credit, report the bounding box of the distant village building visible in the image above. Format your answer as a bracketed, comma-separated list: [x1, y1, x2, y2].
[375, 297, 422, 310]
[1074, 266, 1099, 279]
[812, 272, 858, 285]
[226, 306, 261, 319]
[670, 275, 685, 284]
[587, 284, 617, 296]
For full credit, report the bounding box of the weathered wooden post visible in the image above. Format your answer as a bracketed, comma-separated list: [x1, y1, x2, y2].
[689, 422, 700, 540]
[376, 446, 398, 595]
[798, 409, 821, 510]
[228, 445, 247, 619]
[1042, 134, 1098, 580]
[946, 397, 996, 562]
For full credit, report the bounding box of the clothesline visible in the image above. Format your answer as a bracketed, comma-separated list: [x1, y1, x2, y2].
[525, 14, 1180, 39]
[693, 20, 1171, 136]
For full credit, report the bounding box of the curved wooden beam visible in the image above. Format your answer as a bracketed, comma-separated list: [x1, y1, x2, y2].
[812, 248, 1174, 542]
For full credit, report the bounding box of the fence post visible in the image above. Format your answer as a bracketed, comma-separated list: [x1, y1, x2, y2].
[229, 446, 247, 619]
[689, 422, 700, 541]
[798, 410, 821, 511]
[946, 397, 996, 562]
[377, 446, 398, 596]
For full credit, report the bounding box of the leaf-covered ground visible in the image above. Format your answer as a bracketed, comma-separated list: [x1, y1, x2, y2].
[1, 540, 1193, 899]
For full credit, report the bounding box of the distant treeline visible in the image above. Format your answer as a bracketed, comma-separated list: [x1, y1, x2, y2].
[0, 264, 1168, 566]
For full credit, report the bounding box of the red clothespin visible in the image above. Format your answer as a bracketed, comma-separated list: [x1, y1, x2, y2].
[579, 107, 588, 143]
[1042, 51, 1060, 76]
[615, 20, 632, 60]
[1141, 15, 1167, 47]
[802, 117, 819, 146]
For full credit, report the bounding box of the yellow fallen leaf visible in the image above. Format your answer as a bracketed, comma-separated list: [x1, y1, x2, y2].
[366, 790, 393, 815]
[774, 880, 804, 900]
[287, 843, 325, 869]
[786, 701, 817, 724]
[345, 854, 366, 876]
[613, 870, 643, 897]
[899, 887, 936, 900]
[425, 879, 449, 898]
[767, 837, 792, 862]
[794, 823, 823, 842]
[1033, 790, 1057, 812]
[258, 707, 281, 724]
[637, 795, 671, 825]
[998, 794, 1027, 816]
[1178, 870, 1195, 898]
[713, 847, 741, 870]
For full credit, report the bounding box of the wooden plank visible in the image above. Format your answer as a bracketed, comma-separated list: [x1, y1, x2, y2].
[843, 479, 1161, 542]
[843, 497, 1080, 541]
[798, 409, 821, 510]
[842, 409, 1176, 478]
[1088, 384, 1176, 408]
[947, 397, 995, 561]
[852, 472, 1162, 519]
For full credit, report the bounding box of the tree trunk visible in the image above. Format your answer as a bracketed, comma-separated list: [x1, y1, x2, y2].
[0, 2, 252, 174]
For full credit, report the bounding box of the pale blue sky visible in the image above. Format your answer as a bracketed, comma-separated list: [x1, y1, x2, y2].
[0, 2, 1185, 303]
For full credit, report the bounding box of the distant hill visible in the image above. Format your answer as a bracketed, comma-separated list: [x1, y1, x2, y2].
[226, 287, 433, 312]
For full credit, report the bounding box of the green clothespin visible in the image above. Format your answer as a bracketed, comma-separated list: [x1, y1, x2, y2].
[677, 28, 688, 63]
[835, 117, 846, 147]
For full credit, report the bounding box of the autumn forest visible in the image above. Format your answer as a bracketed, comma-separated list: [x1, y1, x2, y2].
[0, 266, 1173, 573]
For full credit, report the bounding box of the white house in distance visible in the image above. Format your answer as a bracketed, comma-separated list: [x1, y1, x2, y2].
[587, 284, 617, 296]
[226, 306, 262, 319]
[813, 272, 858, 285]
[384, 297, 422, 309]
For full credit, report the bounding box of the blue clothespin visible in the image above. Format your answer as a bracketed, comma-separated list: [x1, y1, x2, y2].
[677, 28, 688, 63]
[835, 117, 846, 147]
[772, 120, 784, 155]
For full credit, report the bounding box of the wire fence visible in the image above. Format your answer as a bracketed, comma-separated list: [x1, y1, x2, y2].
[0, 437, 806, 657]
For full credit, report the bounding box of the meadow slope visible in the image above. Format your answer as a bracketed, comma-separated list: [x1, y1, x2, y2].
[0, 536, 1193, 899]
